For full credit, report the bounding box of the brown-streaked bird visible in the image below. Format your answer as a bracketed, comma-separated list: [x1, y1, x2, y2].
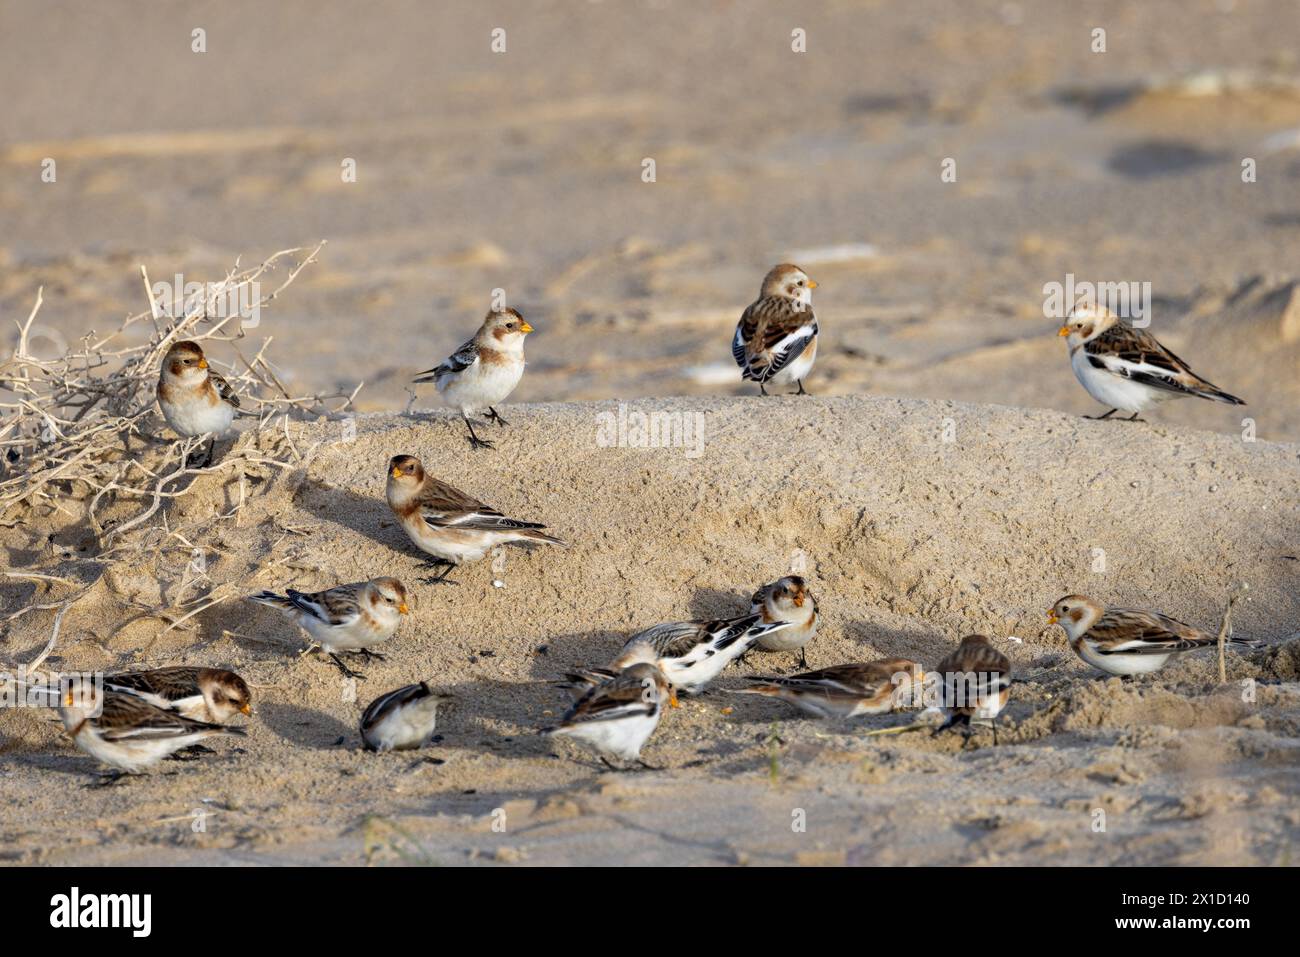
[385, 454, 564, 585]
[541, 659, 673, 770]
[413, 308, 533, 450]
[1058, 303, 1244, 421]
[748, 575, 819, 668]
[249, 577, 410, 679]
[729, 658, 923, 718]
[106, 666, 252, 723]
[60, 685, 245, 783]
[1049, 594, 1256, 677]
[732, 264, 819, 396]
[156, 340, 240, 465]
[933, 635, 1012, 745]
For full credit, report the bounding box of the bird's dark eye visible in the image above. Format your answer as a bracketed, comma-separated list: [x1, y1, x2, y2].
[796, 280, 804, 286]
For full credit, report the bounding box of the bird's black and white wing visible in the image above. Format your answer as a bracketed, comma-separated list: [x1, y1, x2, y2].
[1084, 323, 1244, 404]
[209, 371, 241, 409]
[413, 337, 479, 385]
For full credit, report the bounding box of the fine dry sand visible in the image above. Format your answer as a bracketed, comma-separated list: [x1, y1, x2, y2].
[3, 0, 1300, 866]
[1, 397, 1297, 865]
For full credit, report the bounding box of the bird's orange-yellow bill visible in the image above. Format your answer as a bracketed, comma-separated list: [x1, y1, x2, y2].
[1057, 326, 1070, 336]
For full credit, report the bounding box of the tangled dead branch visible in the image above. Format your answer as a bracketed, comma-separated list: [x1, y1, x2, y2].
[0, 241, 358, 534]
[0, 242, 361, 674]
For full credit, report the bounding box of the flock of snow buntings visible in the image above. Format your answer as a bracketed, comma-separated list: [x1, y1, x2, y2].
[58, 264, 1255, 779]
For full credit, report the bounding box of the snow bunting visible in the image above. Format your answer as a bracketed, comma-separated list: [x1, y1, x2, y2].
[413, 308, 533, 450]
[542, 661, 672, 769]
[748, 576, 819, 667]
[730, 659, 923, 718]
[360, 682, 453, 753]
[156, 340, 240, 465]
[249, 577, 410, 679]
[106, 666, 252, 723]
[386, 454, 564, 584]
[623, 613, 793, 695]
[556, 640, 680, 703]
[60, 684, 245, 781]
[1058, 304, 1244, 421]
[1049, 594, 1256, 677]
[933, 635, 1012, 745]
[732, 264, 819, 396]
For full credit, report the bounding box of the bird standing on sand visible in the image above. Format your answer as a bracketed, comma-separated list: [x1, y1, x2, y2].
[249, 577, 410, 680]
[1049, 594, 1255, 678]
[933, 635, 1012, 746]
[1058, 303, 1245, 421]
[385, 454, 564, 585]
[360, 682, 453, 752]
[413, 308, 533, 450]
[622, 613, 793, 695]
[106, 666, 252, 724]
[732, 264, 819, 396]
[730, 658, 923, 718]
[748, 575, 819, 668]
[156, 340, 240, 465]
[542, 646, 674, 770]
[60, 684, 245, 783]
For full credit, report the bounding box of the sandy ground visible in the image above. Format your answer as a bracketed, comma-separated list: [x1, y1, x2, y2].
[2, 0, 1300, 864]
[1, 398, 1298, 865]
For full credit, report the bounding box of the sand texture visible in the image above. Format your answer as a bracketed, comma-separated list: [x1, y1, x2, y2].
[1, 398, 1297, 865]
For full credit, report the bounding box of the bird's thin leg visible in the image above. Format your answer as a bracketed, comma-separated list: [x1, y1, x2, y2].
[759, 382, 769, 397]
[991, 718, 999, 747]
[1085, 408, 1118, 420]
[485, 406, 509, 427]
[599, 757, 621, 773]
[636, 759, 662, 772]
[418, 559, 460, 587]
[462, 414, 495, 450]
[1123, 412, 1145, 422]
[329, 653, 365, 681]
[796, 379, 809, 396]
[87, 770, 126, 788]
[797, 647, 809, 670]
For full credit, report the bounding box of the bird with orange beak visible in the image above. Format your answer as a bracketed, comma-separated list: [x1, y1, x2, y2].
[732, 264, 819, 396]
[1057, 303, 1244, 422]
[413, 308, 534, 450]
[156, 339, 240, 465]
[748, 575, 819, 668]
[249, 578, 411, 680]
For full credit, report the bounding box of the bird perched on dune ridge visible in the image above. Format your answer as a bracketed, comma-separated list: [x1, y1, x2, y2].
[60, 684, 245, 783]
[748, 575, 819, 668]
[1057, 303, 1244, 421]
[730, 658, 923, 719]
[1049, 594, 1256, 678]
[156, 340, 241, 465]
[413, 308, 533, 450]
[249, 577, 410, 679]
[543, 645, 674, 770]
[360, 682, 453, 753]
[105, 666, 252, 724]
[933, 635, 1012, 746]
[386, 454, 564, 585]
[732, 264, 819, 396]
